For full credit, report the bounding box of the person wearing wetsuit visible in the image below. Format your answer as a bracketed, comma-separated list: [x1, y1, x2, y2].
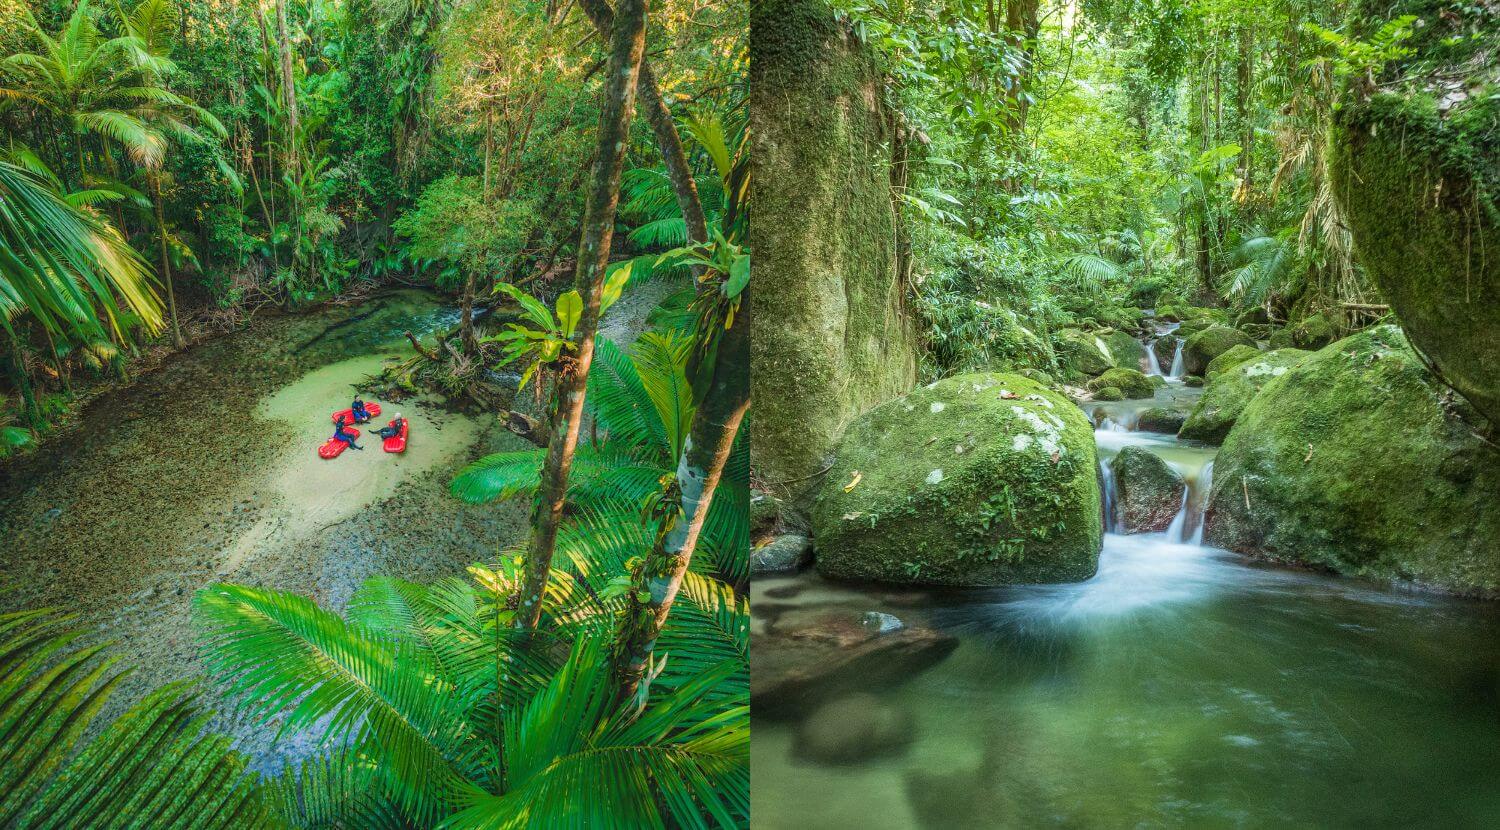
[351, 397, 371, 423]
[333, 414, 363, 450]
[376, 413, 406, 440]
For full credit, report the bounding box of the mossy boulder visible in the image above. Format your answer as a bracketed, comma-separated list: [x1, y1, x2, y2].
[1136, 406, 1187, 434]
[1092, 386, 1125, 402]
[1179, 349, 1310, 444]
[1152, 335, 1180, 369]
[1156, 304, 1222, 323]
[1291, 313, 1335, 349]
[1174, 317, 1217, 338]
[1204, 344, 1261, 379]
[1085, 367, 1154, 399]
[1180, 325, 1256, 377]
[813, 373, 1101, 586]
[1110, 447, 1186, 533]
[1333, 87, 1499, 425]
[1055, 328, 1115, 376]
[1184, 375, 1205, 387]
[1205, 327, 1500, 595]
[750, 0, 919, 499]
[1267, 327, 1295, 350]
[1100, 330, 1147, 372]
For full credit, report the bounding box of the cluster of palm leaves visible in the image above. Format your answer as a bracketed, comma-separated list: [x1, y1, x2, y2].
[193, 555, 747, 826]
[452, 331, 750, 585]
[0, 605, 276, 829]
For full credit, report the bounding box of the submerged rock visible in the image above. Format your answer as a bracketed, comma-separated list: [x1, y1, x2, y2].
[793, 693, 915, 764]
[813, 373, 1101, 586]
[1181, 325, 1257, 377]
[1085, 367, 1154, 399]
[754, 608, 958, 718]
[1179, 349, 1310, 444]
[1205, 326, 1500, 595]
[1111, 446, 1185, 533]
[751, 533, 813, 575]
[1136, 406, 1187, 434]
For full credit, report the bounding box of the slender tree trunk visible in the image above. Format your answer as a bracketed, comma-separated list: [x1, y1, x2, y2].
[275, 0, 302, 278]
[1236, 25, 1254, 193]
[576, 0, 708, 248]
[460, 271, 478, 353]
[514, 0, 648, 631]
[5, 327, 41, 429]
[615, 294, 750, 702]
[150, 173, 184, 348]
[274, 0, 300, 183]
[483, 107, 494, 197]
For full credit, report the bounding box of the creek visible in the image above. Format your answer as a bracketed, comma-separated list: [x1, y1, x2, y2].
[0, 290, 535, 768]
[751, 327, 1500, 828]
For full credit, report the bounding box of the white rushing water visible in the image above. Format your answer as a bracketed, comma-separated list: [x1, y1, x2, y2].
[1167, 338, 1185, 378]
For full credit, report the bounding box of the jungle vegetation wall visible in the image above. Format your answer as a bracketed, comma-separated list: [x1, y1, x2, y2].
[748, 0, 918, 502]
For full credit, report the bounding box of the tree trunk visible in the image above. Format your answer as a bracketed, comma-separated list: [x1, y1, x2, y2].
[459, 271, 478, 354]
[274, 0, 300, 182]
[615, 292, 750, 703]
[151, 174, 184, 348]
[514, 0, 648, 631]
[576, 0, 708, 248]
[1236, 25, 1254, 193]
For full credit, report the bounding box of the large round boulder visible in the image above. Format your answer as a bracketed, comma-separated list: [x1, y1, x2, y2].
[813, 373, 1101, 586]
[1179, 349, 1310, 444]
[1100, 330, 1147, 372]
[1205, 327, 1500, 595]
[1181, 325, 1256, 377]
[1110, 446, 1185, 533]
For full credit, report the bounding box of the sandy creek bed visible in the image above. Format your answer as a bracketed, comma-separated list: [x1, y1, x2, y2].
[0, 283, 672, 769]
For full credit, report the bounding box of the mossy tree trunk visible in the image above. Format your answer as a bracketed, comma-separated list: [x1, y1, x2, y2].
[514, 0, 647, 631]
[614, 293, 750, 703]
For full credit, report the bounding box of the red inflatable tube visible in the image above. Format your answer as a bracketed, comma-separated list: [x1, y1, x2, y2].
[330, 402, 382, 424]
[382, 418, 409, 453]
[319, 426, 360, 459]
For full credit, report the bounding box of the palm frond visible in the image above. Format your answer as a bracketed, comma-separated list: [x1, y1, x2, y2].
[0, 607, 274, 829]
[193, 584, 482, 824]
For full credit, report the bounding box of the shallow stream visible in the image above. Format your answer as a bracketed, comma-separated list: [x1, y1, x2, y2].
[752, 330, 1500, 828]
[0, 290, 534, 766]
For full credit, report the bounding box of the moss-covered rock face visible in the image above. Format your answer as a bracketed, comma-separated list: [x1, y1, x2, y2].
[1111, 446, 1185, 533]
[1331, 0, 1498, 425]
[1085, 367, 1154, 399]
[1056, 328, 1116, 376]
[1181, 325, 1256, 377]
[749, 0, 918, 500]
[1092, 386, 1125, 402]
[1179, 349, 1310, 444]
[1205, 326, 1500, 595]
[1155, 304, 1223, 323]
[1204, 344, 1261, 379]
[812, 373, 1101, 586]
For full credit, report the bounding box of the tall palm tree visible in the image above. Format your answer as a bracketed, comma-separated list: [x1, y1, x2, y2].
[3, 0, 226, 346]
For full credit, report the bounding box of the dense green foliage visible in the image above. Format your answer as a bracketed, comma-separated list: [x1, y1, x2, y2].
[825, 0, 1460, 380]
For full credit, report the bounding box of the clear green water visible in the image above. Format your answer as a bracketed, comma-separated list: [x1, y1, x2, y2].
[754, 384, 1500, 829]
